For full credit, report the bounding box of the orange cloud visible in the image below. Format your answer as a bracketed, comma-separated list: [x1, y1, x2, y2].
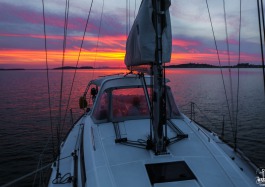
[0, 48, 261, 68]
[0, 48, 126, 68]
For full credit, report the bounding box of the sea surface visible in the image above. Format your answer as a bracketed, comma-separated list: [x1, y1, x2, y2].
[0, 68, 265, 186]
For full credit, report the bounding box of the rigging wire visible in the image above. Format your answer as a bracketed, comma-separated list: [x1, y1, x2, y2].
[223, 0, 235, 133]
[125, 0, 128, 70]
[223, 0, 231, 68]
[61, 0, 94, 132]
[59, 0, 70, 138]
[260, 0, 265, 96]
[126, 0, 131, 37]
[33, 136, 52, 186]
[205, 0, 235, 142]
[261, 0, 265, 46]
[126, 0, 128, 37]
[91, 0, 105, 79]
[235, 0, 242, 151]
[128, 0, 131, 30]
[222, 0, 236, 147]
[41, 0, 55, 159]
[1, 163, 52, 187]
[57, 0, 70, 177]
[134, 0, 137, 19]
[257, 0, 265, 96]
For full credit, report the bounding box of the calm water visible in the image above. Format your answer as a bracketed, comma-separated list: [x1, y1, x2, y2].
[0, 68, 264, 186]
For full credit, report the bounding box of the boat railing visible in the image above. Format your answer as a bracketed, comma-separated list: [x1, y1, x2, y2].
[181, 102, 235, 144]
[182, 102, 262, 169]
[189, 102, 221, 131]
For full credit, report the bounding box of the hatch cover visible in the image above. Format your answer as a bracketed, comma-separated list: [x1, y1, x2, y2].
[145, 161, 196, 184]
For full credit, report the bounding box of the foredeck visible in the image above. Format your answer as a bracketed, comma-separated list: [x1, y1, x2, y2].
[83, 116, 257, 187]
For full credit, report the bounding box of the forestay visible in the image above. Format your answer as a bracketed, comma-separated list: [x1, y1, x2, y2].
[125, 0, 172, 67]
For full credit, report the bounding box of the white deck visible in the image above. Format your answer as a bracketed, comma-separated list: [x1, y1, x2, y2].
[49, 113, 258, 187]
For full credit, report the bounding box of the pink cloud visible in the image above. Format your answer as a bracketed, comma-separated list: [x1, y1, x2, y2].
[172, 38, 199, 47]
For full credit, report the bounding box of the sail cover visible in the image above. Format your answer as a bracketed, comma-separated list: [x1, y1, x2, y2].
[125, 0, 172, 67]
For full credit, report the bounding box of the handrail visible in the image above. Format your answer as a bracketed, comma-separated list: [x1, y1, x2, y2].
[80, 124, 86, 186]
[91, 126, 96, 151]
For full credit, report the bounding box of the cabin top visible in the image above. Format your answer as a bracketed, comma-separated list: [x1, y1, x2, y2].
[87, 74, 181, 124]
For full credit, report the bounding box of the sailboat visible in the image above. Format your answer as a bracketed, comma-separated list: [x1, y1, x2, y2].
[48, 0, 259, 186]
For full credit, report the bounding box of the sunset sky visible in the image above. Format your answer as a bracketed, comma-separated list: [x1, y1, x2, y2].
[0, 0, 263, 68]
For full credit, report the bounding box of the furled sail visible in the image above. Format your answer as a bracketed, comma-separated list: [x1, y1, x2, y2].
[125, 0, 172, 67]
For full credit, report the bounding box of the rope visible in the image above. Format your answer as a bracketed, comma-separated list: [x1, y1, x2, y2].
[52, 173, 72, 184]
[205, 0, 235, 142]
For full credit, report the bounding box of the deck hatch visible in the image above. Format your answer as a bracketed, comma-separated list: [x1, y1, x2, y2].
[145, 161, 196, 184]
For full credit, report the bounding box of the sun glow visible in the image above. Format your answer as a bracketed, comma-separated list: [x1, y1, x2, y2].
[0, 34, 261, 68]
[0, 48, 126, 68]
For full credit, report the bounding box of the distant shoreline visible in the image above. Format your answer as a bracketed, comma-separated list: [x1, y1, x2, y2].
[166, 63, 263, 69]
[0, 63, 263, 71]
[0, 68, 26, 71]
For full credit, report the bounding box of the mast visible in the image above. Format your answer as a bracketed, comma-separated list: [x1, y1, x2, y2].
[152, 0, 168, 153]
[124, 0, 172, 153]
